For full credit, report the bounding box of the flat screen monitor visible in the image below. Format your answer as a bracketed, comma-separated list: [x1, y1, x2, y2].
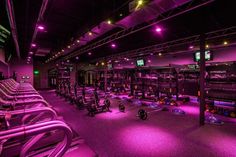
[107, 64, 113, 69]
[136, 59, 145, 67]
[194, 50, 213, 62]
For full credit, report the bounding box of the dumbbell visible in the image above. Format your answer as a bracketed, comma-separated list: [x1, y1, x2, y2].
[118, 100, 142, 112]
[119, 103, 125, 112]
[230, 111, 236, 118]
[137, 109, 148, 120]
[137, 106, 163, 120]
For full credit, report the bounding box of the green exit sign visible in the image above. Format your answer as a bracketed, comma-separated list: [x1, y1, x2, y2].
[34, 70, 39, 75]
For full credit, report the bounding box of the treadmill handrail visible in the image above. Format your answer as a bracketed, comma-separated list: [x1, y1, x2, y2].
[0, 107, 57, 125]
[0, 97, 50, 108]
[0, 120, 73, 157]
[0, 107, 57, 117]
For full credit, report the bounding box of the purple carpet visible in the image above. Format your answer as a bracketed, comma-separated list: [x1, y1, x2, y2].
[40, 90, 236, 157]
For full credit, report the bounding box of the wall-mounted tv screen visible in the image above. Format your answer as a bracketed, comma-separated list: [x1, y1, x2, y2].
[194, 50, 213, 62]
[107, 63, 113, 69]
[136, 59, 145, 66]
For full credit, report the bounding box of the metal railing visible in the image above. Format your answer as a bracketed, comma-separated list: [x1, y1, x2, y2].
[0, 120, 73, 157]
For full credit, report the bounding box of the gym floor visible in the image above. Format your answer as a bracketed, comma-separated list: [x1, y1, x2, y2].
[41, 90, 236, 157]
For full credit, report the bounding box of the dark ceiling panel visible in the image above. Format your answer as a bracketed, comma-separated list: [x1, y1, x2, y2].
[77, 0, 236, 62]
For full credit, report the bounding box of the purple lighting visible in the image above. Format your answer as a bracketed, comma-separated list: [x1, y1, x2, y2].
[119, 125, 179, 156]
[155, 27, 162, 33]
[88, 52, 92, 55]
[29, 51, 33, 55]
[31, 43, 36, 47]
[37, 25, 45, 30]
[189, 45, 194, 49]
[111, 43, 116, 48]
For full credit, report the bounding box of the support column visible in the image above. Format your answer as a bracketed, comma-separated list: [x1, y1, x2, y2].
[199, 34, 206, 126]
[130, 71, 134, 96]
[104, 70, 107, 92]
[176, 71, 179, 100]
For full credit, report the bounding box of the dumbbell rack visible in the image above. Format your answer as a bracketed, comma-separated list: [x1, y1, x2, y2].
[109, 69, 131, 94]
[131, 67, 158, 100]
[205, 62, 236, 117]
[178, 66, 199, 96]
[56, 62, 72, 96]
[157, 67, 178, 99]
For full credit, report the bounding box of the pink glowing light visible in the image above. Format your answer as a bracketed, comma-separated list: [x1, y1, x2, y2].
[148, 59, 151, 63]
[88, 52, 92, 55]
[155, 27, 162, 32]
[37, 25, 45, 30]
[111, 43, 116, 48]
[29, 51, 33, 55]
[179, 105, 199, 115]
[97, 108, 130, 120]
[31, 43, 36, 47]
[189, 45, 194, 49]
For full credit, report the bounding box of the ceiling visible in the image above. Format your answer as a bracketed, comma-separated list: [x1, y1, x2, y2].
[1, 0, 132, 60]
[70, 0, 236, 63]
[1, 0, 236, 63]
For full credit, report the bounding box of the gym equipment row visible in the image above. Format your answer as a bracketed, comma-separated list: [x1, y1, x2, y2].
[0, 78, 96, 157]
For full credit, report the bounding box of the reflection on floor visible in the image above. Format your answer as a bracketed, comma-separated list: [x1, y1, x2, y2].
[40, 90, 236, 157]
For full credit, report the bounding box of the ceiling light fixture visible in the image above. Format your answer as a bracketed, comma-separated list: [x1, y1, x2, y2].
[111, 43, 116, 48]
[189, 45, 194, 49]
[155, 27, 162, 33]
[37, 25, 45, 30]
[107, 20, 112, 25]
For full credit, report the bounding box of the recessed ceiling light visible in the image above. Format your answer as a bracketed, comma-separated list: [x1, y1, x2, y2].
[111, 43, 116, 48]
[107, 20, 112, 25]
[37, 25, 45, 30]
[155, 27, 162, 32]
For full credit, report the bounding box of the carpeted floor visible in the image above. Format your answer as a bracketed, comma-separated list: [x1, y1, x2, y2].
[40, 90, 236, 157]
